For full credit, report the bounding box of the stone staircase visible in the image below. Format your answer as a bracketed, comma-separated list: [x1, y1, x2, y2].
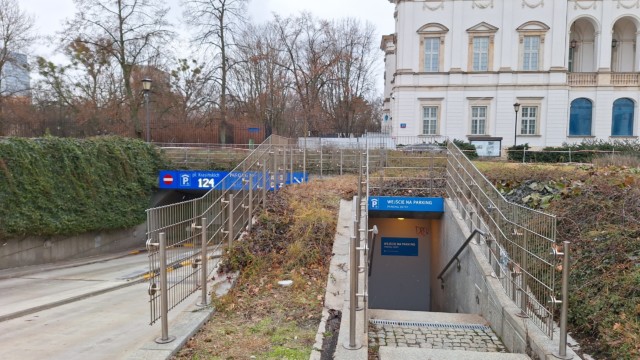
[368, 310, 530, 360]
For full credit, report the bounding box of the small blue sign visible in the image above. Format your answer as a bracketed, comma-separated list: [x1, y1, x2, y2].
[248, 127, 260, 133]
[368, 197, 444, 213]
[400, 123, 407, 129]
[381, 237, 418, 256]
[159, 170, 308, 191]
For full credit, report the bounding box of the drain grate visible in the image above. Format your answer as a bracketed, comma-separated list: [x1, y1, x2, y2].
[370, 319, 490, 331]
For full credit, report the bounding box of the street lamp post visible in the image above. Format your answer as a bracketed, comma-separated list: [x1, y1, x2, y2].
[513, 102, 521, 147]
[142, 78, 152, 143]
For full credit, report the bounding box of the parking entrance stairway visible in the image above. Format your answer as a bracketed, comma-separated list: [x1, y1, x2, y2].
[368, 310, 530, 360]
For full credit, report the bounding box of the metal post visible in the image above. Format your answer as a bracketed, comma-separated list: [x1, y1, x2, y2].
[559, 241, 571, 358]
[320, 140, 324, 178]
[144, 92, 151, 143]
[228, 193, 234, 248]
[155, 232, 175, 344]
[248, 177, 253, 232]
[199, 218, 208, 306]
[273, 150, 278, 191]
[290, 144, 294, 184]
[343, 221, 362, 350]
[283, 146, 287, 187]
[262, 162, 267, 205]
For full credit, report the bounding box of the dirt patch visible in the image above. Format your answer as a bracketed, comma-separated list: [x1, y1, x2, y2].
[173, 176, 357, 359]
[482, 163, 640, 359]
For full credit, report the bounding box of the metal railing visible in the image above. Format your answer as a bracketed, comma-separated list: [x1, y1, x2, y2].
[445, 141, 562, 338]
[437, 229, 485, 284]
[146, 135, 292, 342]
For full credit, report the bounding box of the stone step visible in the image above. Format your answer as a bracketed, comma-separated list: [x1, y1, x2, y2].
[379, 347, 531, 360]
[368, 310, 530, 360]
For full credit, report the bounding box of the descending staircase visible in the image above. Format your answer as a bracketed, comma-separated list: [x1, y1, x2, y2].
[368, 310, 530, 360]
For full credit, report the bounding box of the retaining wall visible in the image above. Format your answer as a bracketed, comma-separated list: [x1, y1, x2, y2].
[433, 199, 580, 360]
[0, 224, 146, 270]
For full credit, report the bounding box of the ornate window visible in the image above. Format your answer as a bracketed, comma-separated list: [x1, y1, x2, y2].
[521, 106, 538, 135]
[466, 22, 499, 72]
[422, 106, 438, 135]
[417, 23, 448, 72]
[517, 21, 549, 71]
[471, 106, 488, 134]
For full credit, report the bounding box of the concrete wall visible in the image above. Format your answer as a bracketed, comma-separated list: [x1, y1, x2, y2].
[0, 224, 147, 270]
[433, 199, 579, 360]
[368, 218, 441, 311]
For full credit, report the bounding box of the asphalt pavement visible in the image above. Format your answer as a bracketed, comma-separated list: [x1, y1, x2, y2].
[0, 250, 223, 360]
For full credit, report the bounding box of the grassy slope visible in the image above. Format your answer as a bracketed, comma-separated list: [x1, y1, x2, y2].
[174, 176, 357, 360]
[477, 162, 640, 360]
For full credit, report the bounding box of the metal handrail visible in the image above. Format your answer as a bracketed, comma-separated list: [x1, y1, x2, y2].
[437, 229, 485, 284]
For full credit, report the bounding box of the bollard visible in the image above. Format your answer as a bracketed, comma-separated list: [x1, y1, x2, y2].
[155, 232, 175, 344]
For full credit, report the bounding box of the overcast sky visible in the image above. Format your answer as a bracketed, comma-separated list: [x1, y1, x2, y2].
[22, 0, 396, 59]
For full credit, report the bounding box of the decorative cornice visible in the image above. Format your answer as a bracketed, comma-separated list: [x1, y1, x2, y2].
[472, 0, 494, 9]
[522, 0, 544, 8]
[617, 0, 640, 9]
[571, 0, 597, 10]
[423, 0, 444, 11]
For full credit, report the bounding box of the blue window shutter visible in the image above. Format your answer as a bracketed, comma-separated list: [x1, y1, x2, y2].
[612, 98, 634, 136]
[569, 98, 593, 136]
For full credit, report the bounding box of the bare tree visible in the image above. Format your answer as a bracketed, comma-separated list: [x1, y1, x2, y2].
[322, 18, 378, 137]
[233, 23, 291, 136]
[0, 0, 36, 135]
[169, 57, 218, 123]
[183, 0, 249, 143]
[273, 13, 338, 137]
[62, 0, 173, 138]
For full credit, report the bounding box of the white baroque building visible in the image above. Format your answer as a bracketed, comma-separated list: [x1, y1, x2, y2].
[381, 0, 640, 149]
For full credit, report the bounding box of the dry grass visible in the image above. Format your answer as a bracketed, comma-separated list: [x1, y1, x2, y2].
[173, 176, 357, 360]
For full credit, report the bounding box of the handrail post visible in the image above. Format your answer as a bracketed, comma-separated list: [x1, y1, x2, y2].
[342, 220, 362, 350]
[155, 232, 175, 344]
[560, 241, 570, 356]
[198, 217, 208, 306]
[228, 193, 234, 248]
[247, 177, 253, 232]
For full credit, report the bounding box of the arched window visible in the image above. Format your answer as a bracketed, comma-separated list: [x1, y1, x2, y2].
[569, 98, 593, 136]
[612, 98, 635, 136]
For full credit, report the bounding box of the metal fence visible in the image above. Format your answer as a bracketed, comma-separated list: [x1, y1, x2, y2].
[445, 142, 559, 338]
[146, 135, 292, 341]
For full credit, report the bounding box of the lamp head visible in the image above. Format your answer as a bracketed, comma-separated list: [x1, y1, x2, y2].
[513, 102, 521, 113]
[141, 78, 152, 91]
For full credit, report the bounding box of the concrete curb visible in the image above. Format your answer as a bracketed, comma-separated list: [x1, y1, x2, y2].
[126, 271, 239, 360]
[126, 305, 216, 360]
[0, 278, 145, 323]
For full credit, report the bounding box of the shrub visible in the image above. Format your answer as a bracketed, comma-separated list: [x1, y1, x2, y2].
[0, 136, 167, 238]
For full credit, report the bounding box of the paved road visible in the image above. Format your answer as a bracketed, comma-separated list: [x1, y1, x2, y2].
[0, 251, 216, 360]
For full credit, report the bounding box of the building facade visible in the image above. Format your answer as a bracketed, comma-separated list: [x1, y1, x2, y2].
[381, 0, 640, 148]
[1, 52, 30, 97]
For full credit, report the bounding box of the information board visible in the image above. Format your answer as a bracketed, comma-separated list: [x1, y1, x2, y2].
[381, 237, 419, 256]
[471, 140, 501, 157]
[158, 170, 308, 190]
[368, 197, 444, 213]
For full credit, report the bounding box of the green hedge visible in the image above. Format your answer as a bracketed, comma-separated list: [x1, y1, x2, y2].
[0, 136, 167, 238]
[452, 139, 479, 160]
[508, 140, 640, 163]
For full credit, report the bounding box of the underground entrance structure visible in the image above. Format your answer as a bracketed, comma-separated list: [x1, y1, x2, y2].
[145, 136, 579, 359]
